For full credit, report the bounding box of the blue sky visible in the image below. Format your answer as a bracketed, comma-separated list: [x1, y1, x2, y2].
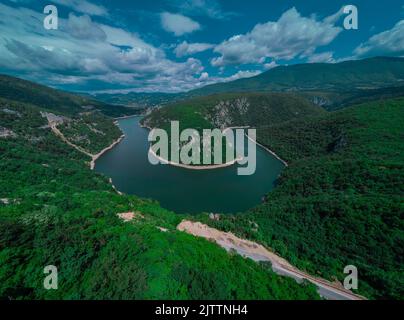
[0, 0, 403, 93]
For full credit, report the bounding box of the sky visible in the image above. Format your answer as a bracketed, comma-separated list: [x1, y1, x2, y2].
[0, 0, 403, 93]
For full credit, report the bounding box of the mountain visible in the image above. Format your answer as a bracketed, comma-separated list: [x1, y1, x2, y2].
[143, 92, 325, 131]
[189, 57, 404, 97]
[0, 74, 137, 118]
[0, 76, 319, 300]
[91, 92, 179, 109]
[143, 73, 404, 299]
[1, 61, 402, 300]
[197, 97, 404, 299]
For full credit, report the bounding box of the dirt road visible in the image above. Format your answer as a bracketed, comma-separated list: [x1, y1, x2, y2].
[177, 220, 366, 300]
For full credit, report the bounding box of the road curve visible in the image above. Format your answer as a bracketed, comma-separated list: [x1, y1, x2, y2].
[177, 220, 366, 301]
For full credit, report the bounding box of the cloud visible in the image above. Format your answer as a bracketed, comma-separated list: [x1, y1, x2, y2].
[166, 0, 234, 20]
[199, 72, 209, 80]
[52, 0, 108, 17]
[160, 12, 201, 36]
[66, 13, 107, 41]
[354, 20, 404, 57]
[264, 61, 278, 70]
[4, 39, 101, 74]
[92, 69, 262, 94]
[0, 3, 209, 92]
[307, 52, 335, 63]
[221, 70, 262, 82]
[175, 41, 214, 57]
[211, 7, 342, 67]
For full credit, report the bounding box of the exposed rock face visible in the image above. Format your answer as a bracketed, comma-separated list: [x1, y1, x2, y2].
[328, 134, 348, 153]
[40, 112, 70, 126]
[207, 98, 250, 129]
[0, 126, 17, 138]
[209, 213, 221, 221]
[81, 105, 95, 110]
[117, 211, 145, 222]
[1, 108, 22, 117]
[311, 96, 330, 107]
[87, 124, 105, 135]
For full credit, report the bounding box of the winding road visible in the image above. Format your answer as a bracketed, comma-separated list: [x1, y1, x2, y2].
[177, 220, 366, 301]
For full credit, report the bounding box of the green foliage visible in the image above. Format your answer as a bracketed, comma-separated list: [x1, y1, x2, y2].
[143, 92, 324, 130]
[93, 92, 178, 109]
[189, 57, 404, 96]
[58, 112, 122, 155]
[0, 74, 136, 117]
[199, 98, 404, 299]
[0, 90, 319, 300]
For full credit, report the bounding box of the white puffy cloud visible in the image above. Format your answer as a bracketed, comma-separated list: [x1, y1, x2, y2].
[307, 52, 335, 63]
[174, 41, 214, 57]
[263, 61, 278, 70]
[160, 12, 201, 36]
[199, 72, 209, 80]
[211, 7, 342, 67]
[66, 13, 106, 41]
[354, 20, 404, 57]
[166, 0, 233, 20]
[221, 70, 262, 82]
[0, 3, 208, 92]
[52, 0, 108, 17]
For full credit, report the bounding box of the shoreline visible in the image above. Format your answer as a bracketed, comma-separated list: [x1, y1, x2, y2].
[245, 134, 288, 167]
[112, 118, 288, 170]
[148, 147, 244, 170]
[144, 123, 288, 169]
[224, 126, 288, 167]
[90, 134, 125, 170]
[114, 114, 140, 120]
[109, 178, 123, 195]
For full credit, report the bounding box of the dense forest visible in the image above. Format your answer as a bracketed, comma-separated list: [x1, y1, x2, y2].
[194, 98, 404, 299]
[0, 90, 319, 300]
[0, 75, 137, 118]
[1, 71, 403, 300]
[189, 57, 404, 97]
[143, 92, 325, 131]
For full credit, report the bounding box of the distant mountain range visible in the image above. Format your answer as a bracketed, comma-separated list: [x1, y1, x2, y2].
[90, 92, 178, 109]
[142, 92, 325, 132]
[189, 56, 404, 96]
[0, 74, 136, 118]
[89, 57, 404, 110]
[1, 55, 403, 300]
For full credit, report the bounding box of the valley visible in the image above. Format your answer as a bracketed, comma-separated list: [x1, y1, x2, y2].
[0, 56, 403, 301]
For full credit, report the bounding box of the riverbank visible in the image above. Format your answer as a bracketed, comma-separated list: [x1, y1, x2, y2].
[148, 147, 244, 170]
[246, 135, 288, 167]
[142, 122, 288, 169]
[114, 114, 140, 120]
[90, 134, 125, 170]
[224, 126, 288, 167]
[142, 121, 245, 170]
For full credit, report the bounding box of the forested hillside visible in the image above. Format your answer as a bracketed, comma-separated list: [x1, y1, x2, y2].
[143, 92, 324, 130]
[190, 57, 404, 96]
[0, 86, 319, 300]
[197, 98, 404, 299]
[0, 74, 136, 118]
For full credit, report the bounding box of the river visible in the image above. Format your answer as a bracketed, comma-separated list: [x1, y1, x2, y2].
[95, 116, 285, 214]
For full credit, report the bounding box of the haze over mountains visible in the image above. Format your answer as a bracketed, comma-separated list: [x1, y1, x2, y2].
[0, 54, 403, 300]
[91, 57, 404, 109]
[189, 57, 404, 95]
[0, 74, 136, 118]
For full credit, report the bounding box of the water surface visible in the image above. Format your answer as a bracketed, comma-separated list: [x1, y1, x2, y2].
[95, 116, 284, 214]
